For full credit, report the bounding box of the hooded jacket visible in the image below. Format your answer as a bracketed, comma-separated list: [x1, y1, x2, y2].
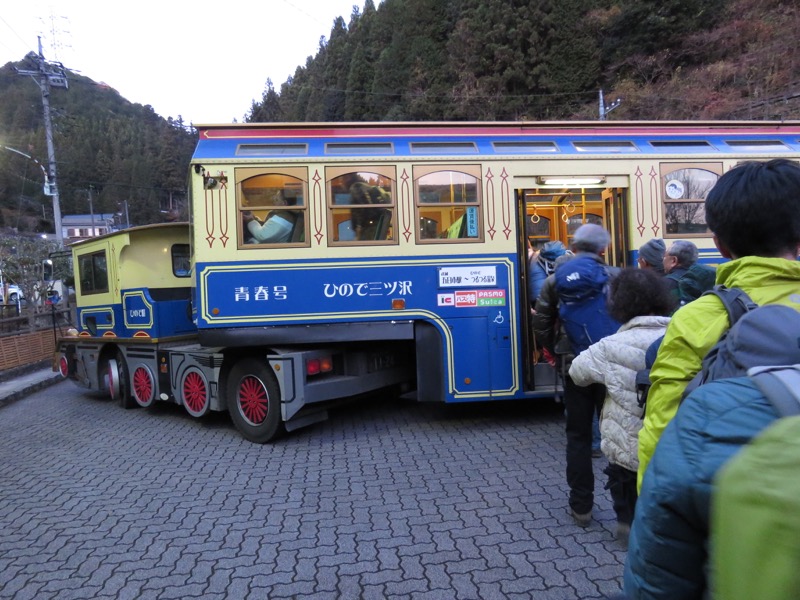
[528, 241, 568, 301]
[569, 315, 670, 472]
[637, 256, 800, 490]
[624, 377, 780, 600]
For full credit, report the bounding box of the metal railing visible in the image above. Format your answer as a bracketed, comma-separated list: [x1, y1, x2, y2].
[0, 305, 75, 335]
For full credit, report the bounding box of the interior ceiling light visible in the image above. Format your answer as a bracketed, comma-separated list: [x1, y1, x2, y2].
[538, 176, 606, 186]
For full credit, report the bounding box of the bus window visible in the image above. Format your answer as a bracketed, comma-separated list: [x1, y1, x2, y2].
[566, 213, 604, 246]
[171, 244, 191, 277]
[526, 214, 552, 250]
[415, 166, 482, 242]
[78, 251, 109, 295]
[327, 168, 397, 244]
[660, 164, 720, 236]
[237, 170, 308, 247]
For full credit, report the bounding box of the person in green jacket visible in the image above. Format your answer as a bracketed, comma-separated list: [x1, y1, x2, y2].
[712, 415, 800, 600]
[637, 158, 800, 491]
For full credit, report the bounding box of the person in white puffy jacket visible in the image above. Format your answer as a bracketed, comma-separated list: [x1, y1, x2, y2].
[569, 267, 674, 544]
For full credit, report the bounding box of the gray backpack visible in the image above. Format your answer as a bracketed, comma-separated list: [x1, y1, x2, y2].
[681, 289, 800, 401]
[637, 286, 756, 410]
[749, 364, 800, 417]
[710, 364, 800, 600]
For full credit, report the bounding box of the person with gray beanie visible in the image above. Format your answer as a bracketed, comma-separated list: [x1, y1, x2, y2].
[638, 238, 666, 275]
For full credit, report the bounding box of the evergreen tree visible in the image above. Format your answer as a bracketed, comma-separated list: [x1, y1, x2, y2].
[540, 0, 606, 117]
[344, 1, 378, 120]
[368, 0, 408, 119]
[247, 79, 283, 122]
[447, 0, 555, 119]
[0, 63, 196, 229]
[302, 37, 331, 120]
[320, 16, 353, 121]
[602, 0, 730, 75]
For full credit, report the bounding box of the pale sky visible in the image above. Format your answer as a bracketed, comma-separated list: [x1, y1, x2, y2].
[0, 1, 373, 124]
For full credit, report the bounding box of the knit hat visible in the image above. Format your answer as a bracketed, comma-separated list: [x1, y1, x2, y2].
[573, 223, 611, 254]
[639, 238, 666, 273]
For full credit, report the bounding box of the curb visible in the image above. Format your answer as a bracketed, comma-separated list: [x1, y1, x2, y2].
[0, 359, 53, 384]
[0, 373, 64, 410]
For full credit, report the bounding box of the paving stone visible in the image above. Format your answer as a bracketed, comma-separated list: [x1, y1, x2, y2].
[0, 382, 625, 599]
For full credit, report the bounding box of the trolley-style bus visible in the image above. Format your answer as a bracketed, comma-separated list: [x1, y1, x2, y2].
[57, 121, 800, 442]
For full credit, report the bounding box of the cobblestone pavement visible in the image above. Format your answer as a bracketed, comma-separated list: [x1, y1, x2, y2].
[0, 381, 625, 600]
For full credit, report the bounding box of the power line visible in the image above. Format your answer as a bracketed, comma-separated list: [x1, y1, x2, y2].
[277, 0, 338, 28]
[275, 82, 601, 102]
[0, 15, 36, 57]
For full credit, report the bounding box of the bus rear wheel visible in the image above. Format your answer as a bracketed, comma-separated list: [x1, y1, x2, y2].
[226, 358, 282, 443]
[107, 352, 137, 410]
[132, 365, 156, 408]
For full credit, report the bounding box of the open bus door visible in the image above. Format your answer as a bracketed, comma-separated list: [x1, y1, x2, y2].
[519, 183, 628, 395]
[603, 188, 629, 268]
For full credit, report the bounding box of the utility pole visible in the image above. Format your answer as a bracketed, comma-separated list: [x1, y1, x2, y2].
[88, 187, 96, 236]
[599, 89, 621, 121]
[13, 38, 69, 248]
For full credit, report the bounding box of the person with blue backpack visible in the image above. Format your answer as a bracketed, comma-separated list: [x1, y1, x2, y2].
[532, 223, 620, 527]
[528, 240, 569, 301]
[637, 158, 800, 492]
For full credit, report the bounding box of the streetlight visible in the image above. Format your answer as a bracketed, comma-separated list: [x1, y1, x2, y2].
[2, 145, 59, 242]
[2, 146, 50, 192]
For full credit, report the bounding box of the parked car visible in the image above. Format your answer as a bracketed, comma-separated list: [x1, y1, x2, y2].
[6, 284, 24, 304]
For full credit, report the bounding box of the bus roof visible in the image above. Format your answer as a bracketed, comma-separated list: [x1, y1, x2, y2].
[192, 121, 800, 161]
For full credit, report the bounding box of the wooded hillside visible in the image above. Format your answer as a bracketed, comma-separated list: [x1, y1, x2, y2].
[1, 0, 798, 236]
[247, 0, 800, 122]
[0, 61, 196, 235]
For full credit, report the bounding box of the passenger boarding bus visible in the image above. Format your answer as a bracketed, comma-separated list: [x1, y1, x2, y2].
[57, 121, 800, 442]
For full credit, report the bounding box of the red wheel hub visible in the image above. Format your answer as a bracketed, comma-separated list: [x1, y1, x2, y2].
[133, 366, 154, 405]
[238, 376, 269, 425]
[183, 371, 207, 414]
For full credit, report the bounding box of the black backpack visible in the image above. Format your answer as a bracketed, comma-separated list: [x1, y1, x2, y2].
[666, 263, 717, 307]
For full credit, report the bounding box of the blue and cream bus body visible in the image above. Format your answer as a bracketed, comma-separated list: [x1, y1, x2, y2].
[58, 121, 800, 442]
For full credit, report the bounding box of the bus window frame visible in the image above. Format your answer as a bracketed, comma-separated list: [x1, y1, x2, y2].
[414, 164, 483, 244]
[235, 166, 309, 249]
[325, 166, 398, 246]
[78, 250, 109, 295]
[171, 244, 191, 277]
[660, 162, 722, 238]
